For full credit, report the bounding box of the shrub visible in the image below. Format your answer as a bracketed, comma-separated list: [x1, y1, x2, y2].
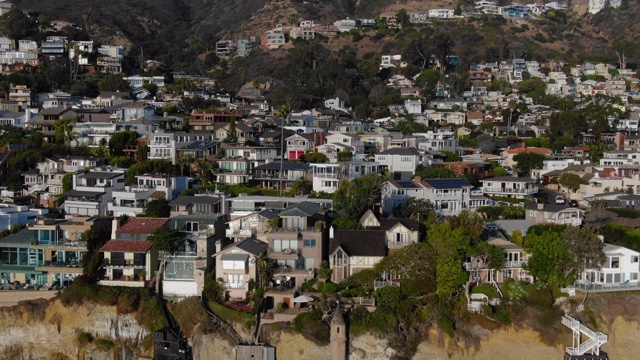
[321, 282, 338, 294]
[436, 315, 455, 337]
[503, 279, 526, 300]
[494, 308, 511, 324]
[76, 331, 94, 345]
[482, 304, 494, 315]
[116, 289, 139, 314]
[244, 319, 256, 330]
[95, 339, 114, 351]
[315, 281, 324, 293]
[301, 279, 317, 292]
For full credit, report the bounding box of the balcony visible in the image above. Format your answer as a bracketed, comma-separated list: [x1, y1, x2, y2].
[483, 187, 537, 195]
[98, 279, 146, 287]
[36, 261, 83, 273]
[224, 282, 247, 289]
[388, 241, 412, 249]
[574, 280, 640, 293]
[269, 248, 301, 260]
[273, 265, 312, 275]
[374, 280, 401, 290]
[503, 260, 526, 268]
[225, 228, 256, 238]
[103, 259, 146, 268]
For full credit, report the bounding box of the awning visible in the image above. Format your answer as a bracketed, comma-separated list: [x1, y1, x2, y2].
[220, 253, 249, 261]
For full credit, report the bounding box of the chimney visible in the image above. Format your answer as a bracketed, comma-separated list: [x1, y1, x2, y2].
[537, 203, 544, 210]
[111, 217, 120, 239]
[215, 239, 222, 253]
[329, 226, 334, 239]
[413, 176, 422, 184]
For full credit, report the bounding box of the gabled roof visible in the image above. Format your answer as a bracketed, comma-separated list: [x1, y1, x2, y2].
[482, 176, 535, 183]
[116, 217, 169, 234]
[377, 147, 421, 156]
[217, 237, 267, 257]
[329, 230, 386, 257]
[100, 239, 154, 253]
[378, 218, 421, 232]
[279, 201, 322, 217]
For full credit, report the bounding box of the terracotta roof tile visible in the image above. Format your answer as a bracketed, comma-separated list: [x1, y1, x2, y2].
[100, 239, 153, 253]
[116, 217, 169, 234]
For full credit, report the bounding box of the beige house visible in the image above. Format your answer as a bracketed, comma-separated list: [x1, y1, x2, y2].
[213, 237, 267, 300]
[266, 202, 328, 286]
[99, 239, 158, 287]
[359, 210, 422, 252]
[465, 238, 530, 284]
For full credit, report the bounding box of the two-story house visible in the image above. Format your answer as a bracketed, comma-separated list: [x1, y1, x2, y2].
[329, 227, 386, 282]
[99, 217, 169, 287]
[480, 176, 538, 199]
[285, 133, 326, 160]
[213, 237, 267, 300]
[147, 131, 218, 164]
[576, 243, 640, 292]
[359, 210, 423, 252]
[465, 237, 531, 284]
[63, 167, 126, 216]
[524, 203, 584, 226]
[169, 195, 225, 217]
[381, 177, 488, 216]
[226, 195, 333, 219]
[28, 106, 79, 141]
[310, 162, 381, 194]
[375, 148, 425, 180]
[252, 161, 311, 191]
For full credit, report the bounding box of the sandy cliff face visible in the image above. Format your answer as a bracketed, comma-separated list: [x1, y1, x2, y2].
[0, 299, 148, 360]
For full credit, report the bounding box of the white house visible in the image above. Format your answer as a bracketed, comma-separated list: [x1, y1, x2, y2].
[577, 243, 639, 291]
[428, 9, 455, 19]
[310, 162, 381, 193]
[63, 167, 126, 216]
[481, 176, 538, 199]
[381, 177, 489, 216]
[375, 147, 424, 180]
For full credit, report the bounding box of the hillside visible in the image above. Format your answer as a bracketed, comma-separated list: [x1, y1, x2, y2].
[12, 0, 640, 75]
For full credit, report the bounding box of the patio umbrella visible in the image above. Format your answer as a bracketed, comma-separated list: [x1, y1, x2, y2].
[293, 295, 314, 303]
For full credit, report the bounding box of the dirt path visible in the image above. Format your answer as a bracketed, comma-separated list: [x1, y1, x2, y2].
[0, 290, 57, 307]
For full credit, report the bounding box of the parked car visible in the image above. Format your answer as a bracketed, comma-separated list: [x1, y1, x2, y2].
[555, 195, 566, 204]
[569, 200, 578, 207]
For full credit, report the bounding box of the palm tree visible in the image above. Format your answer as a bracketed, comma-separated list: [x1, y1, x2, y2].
[275, 105, 291, 195]
[255, 252, 273, 289]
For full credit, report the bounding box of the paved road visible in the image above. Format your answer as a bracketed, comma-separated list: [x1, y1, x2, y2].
[535, 184, 564, 204]
[0, 290, 57, 307]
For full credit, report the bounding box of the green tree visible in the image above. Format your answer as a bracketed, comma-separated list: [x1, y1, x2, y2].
[333, 173, 385, 219]
[559, 173, 585, 192]
[224, 118, 238, 143]
[392, 198, 435, 221]
[415, 69, 441, 99]
[0, 9, 32, 40]
[612, 37, 635, 70]
[203, 273, 225, 302]
[140, 198, 171, 218]
[98, 74, 130, 92]
[108, 130, 138, 157]
[147, 228, 184, 254]
[436, 255, 467, 298]
[441, 151, 460, 162]
[142, 83, 158, 98]
[62, 172, 74, 192]
[337, 151, 353, 162]
[493, 167, 508, 177]
[301, 151, 327, 163]
[415, 166, 456, 179]
[512, 152, 547, 176]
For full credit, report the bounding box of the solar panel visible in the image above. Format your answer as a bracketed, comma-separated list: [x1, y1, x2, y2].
[426, 179, 470, 189]
[396, 181, 417, 188]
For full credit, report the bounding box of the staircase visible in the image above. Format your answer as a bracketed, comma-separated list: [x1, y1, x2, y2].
[201, 299, 246, 344]
[561, 315, 608, 356]
[490, 280, 504, 297]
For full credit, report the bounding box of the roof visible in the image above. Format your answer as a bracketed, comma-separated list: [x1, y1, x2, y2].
[64, 189, 105, 197]
[377, 147, 421, 156]
[0, 229, 35, 247]
[254, 161, 310, 171]
[329, 230, 386, 257]
[524, 203, 582, 213]
[378, 218, 421, 231]
[79, 172, 122, 180]
[235, 238, 268, 256]
[482, 176, 535, 183]
[116, 217, 169, 234]
[169, 195, 222, 206]
[100, 239, 153, 253]
[220, 253, 249, 261]
[421, 178, 472, 189]
[279, 202, 322, 217]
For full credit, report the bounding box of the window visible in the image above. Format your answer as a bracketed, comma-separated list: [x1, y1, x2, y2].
[632, 273, 638, 280]
[222, 260, 246, 270]
[304, 239, 316, 247]
[632, 256, 639, 263]
[185, 222, 199, 232]
[400, 156, 412, 162]
[611, 257, 620, 269]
